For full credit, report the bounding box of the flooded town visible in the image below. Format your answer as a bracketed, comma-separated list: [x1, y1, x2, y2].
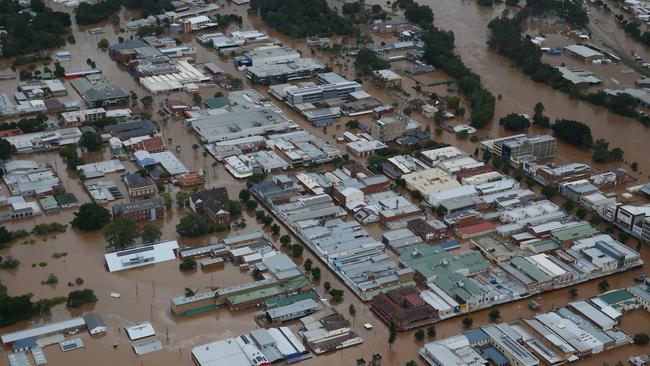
[1, 0, 650, 366]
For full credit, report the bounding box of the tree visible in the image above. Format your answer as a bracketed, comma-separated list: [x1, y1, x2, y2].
[0, 139, 15, 160]
[162, 192, 172, 210]
[279, 234, 291, 247]
[541, 185, 557, 199]
[633, 333, 649, 345]
[569, 288, 578, 298]
[576, 207, 588, 219]
[103, 217, 140, 250]
[141, 223, 161, 244]
[427, 326, 436, 338]
[176, 191, 190, 208]
[192, 93, 203, 106]
[239, 189, 251, 202]
[323, 281, 331, 292]
[488, 309, 501, 322]
[176, 213, 210, 237]
[291, 244, 304, 258]
[355, 48, 390, 75]
[499, 113, 531, 131]
[97, 38, 109, 50]
[388, 322, 397, 348]
[71, 203, 111, 231]
[79, 131, 102, 151]
[329, 288, 344, 301]
[141, 95, 153, 109]
[406, 361, 417, 366]
[598, 280, 610, 292]
[311, 267, 321, 280]
[563, 200, 575, 212]
[349, 304, 356, 317]
[304, 259, 313, 272]
[66, 289, 97, 308]
[229, 200, 242, 216]
[552, 119, 593, 148]
[246, 200, 258, 210]
[179, 258, 197, 271]
[403, 107, 413, 116]
[415, 329, 425, 341]
[462, 317, 473, 328]
[271, 223, 281, 235]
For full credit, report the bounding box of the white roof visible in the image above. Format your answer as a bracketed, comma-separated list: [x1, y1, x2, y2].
[124, 322, 155, 340]
[1, 318, 85, 344]
[191, 338, 253, 366]
[104, 241, 179, 272]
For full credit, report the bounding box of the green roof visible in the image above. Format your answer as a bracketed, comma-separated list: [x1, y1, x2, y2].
[510, 256, 550, 282]
[204, 97, 230, 109]
[598, 289, 636, 306]
[265, 289, 318, 309]
[525, 240, 559, 254]
[399, 243, 490, 279]
[39, 196, 59, 210]
[433, 272, 485, 303]
[226, 276, 310, 306]
[55, 193, 79, 206]
[551, 222, 599, 241]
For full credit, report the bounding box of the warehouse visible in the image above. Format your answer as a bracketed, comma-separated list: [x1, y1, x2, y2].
[190, 108, 295, 143]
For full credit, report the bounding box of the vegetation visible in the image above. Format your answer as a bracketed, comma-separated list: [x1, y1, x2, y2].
[41, 273, 58, 285]
[66, 289, 97, 308]
[499, 113, 530, 131]
[179, 258, 197, 271]
[488, 309, 501, 322]
[141, 223, 162, 244]
[311, 267, 321, 280]
[0, 257, 20, 269]
[71, 203, 111, 231]
[355, 48, 390, 76]
[104, 217, 140, 250]
[279, 234, 292, 247]
[633, 333, 649, 345]
[0, 1, 71, 58]
[421, 27, 495, 128]
[75, 0, 122, 25]
[591, 139, 624, 163]
[569, 288, 578, 298]
[541, 185, 557, 199]
[598, 280, 610, 292]
[291, 244, 304, 258]
[32, 223, 67, 235]
[0, 139, 15, 160]
[59, 144, 85, 170]
[239, 189, 251, 202]
[323, 281, 331, 292]
[427, 326, 436, 338]
[415, 329, 425, 341]
[0, 114, 47, 133]
[388, 322, 397, 348]
[176, 213, 211, 237]
[552, 119, 593, 148]
[79, 131, 103, 151]
[329, 288, 344, 301]
[576, 207, 588, 219]
[250, 0, 359, 38]
[462, 317, 473, 328]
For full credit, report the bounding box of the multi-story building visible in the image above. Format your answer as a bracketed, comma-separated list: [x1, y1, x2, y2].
[286, 72, 362, 105]
[189, 187, 231, 225]
[499, 135, 556, 161]
[112, 197, 164, 221]
[371, 114, 407, 142]
[370, 287, 437, 330]
[124, 173, 156, 198]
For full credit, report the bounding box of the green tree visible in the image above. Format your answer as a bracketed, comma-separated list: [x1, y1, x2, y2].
[499, 113, 531, 131]
[563, 200, 575, 212]
[291, 244, 304, 258]
[323, 281, 331, 292]
[311, 267, 321, 280]
[415, 329, 425, 341]
[176, 213, 210, 237]
[462, 317, 473, 328]
[271, 223, 281, 235]
[427, 326, 436, 338]
[141, 223, 161, 244]
[192, 93, 203, 106]
[239, 189, 251, 202]
[229, 200, 242, 216]
[541, 185, 557, 199]
[280, 234, 291, 246]
[179, 258, 197, 271]
[0, 139, 15, 160]
[488, 309, 501, 322]
[329, 288, 344, 301]
[349, 304, 356, 317]
[388, 322, 397, 348]
[141, 95, 153, 109]
[71, 203, 111, 231]
[162, 192, 172, 210]
[97, 38, 109, 50]
[633, 333, 649, 345]
[598, 280, 610, 292]
[552, 119, 593, 148]
[576, 207, 588, 219]
[66, 289, 97, 308]
[79, 131, 102, 151]
[246, 200, 258, 210]
[304, 258, 313, 272]
[569, 288, 578, 298]
[103, 217, 140, 250]
[176, 191, 190, 208]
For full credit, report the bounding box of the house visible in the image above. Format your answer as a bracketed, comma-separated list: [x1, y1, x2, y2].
[408, 218, 448, 241]
[112, 197, 164, 221]
[83, 313, 107, 335]
[189, 187, 231, 225]
[124, 173, 156, 198]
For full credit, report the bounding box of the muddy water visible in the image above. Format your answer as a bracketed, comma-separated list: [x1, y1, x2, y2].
[1, 2, 650, 366]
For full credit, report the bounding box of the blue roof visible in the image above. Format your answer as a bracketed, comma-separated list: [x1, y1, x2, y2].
[462, 328, 488, 345]
[483, 346, 508, 366]
[436, 240, 461, 251]
[12, 337, 36, 350]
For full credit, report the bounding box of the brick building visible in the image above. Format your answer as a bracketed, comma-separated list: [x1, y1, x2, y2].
[189, 187, 231, 225]
[112, 197, 164, 221]
[370, 287, 437, 331]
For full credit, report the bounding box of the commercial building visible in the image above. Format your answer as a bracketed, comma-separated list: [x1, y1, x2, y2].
[104, 241, 179, 272]
[564, 44, 603, 61]
[124, 173, 157, 198]
[299, 313, 363, 354]
[60, 108, 107, 126]
[83, 313, 107, 335]
[407, 218, 448, 241]
[481, 135, 556, 161]
[112, 197, 164, 221]
[371, 114, 407, 142]
[234, 46, 301, 67]
[190, 108, 295, 143]
[285, 72, 361, 105]
[2, 160, 62, 196]
[189, 187, 231, 225]
[3, 128, 82, 153]
[246, 58, 326, 85]
[1, 317, 86, 348]
[370, 287, 437, 330]
[401, 168, 460, 197]
[105, 119, 157, 140]
[70, 75, 129, 107]
[264, 299, 321, 323]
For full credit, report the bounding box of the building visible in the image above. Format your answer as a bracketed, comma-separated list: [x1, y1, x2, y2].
[370, 287, 437, 330]
[299, 313, 363, 355]
[83, 313, 107, 335]
[557, 67, 602, 86]
[499, 135, 556, 161]
[234, 46, 301, 67]
[482, 324, 539, 366]
[2, 160, 62, 196]
[371, 114, 407, 142]
[564, 44, 603, 61]
[104, 241, 179, 272]
[105, 119, 157, 140]
[70, 75, 129, 107]
[61, 108, 107, 126]
[179, 15, 217, 33]
[190, 108, 295, 143]
[265, 299, 321, 323]
[1, 318, 86, 348]
[408, 218, 447, 241]
[124, 173, 157, 198]
[189, 187, 231, 225]
[246, 58, 326, 85]
[402, 168, 460, 198]
[112, 197, 164, 221]
[191, 335, 270, 366]
[285, 72, 361, 105]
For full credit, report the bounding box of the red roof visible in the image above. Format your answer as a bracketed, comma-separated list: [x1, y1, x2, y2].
[457, 221, 495, 235]
[0, 129, 22, 137]
[132, 136, 165, 152]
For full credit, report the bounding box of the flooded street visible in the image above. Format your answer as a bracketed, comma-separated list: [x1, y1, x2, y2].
[1, 1, 650, 365]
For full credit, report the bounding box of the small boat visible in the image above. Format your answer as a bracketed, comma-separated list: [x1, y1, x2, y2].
[528, 300, 541, 310]
[634, 274, 646, 282]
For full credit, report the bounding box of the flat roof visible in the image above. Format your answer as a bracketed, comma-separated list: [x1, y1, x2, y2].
[104, 241, 179, 272]
[2, 318, 85, 344]
[124, 322, 155, 340]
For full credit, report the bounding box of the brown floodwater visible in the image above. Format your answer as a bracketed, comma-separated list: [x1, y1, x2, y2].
[1, 1, 650, 366]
